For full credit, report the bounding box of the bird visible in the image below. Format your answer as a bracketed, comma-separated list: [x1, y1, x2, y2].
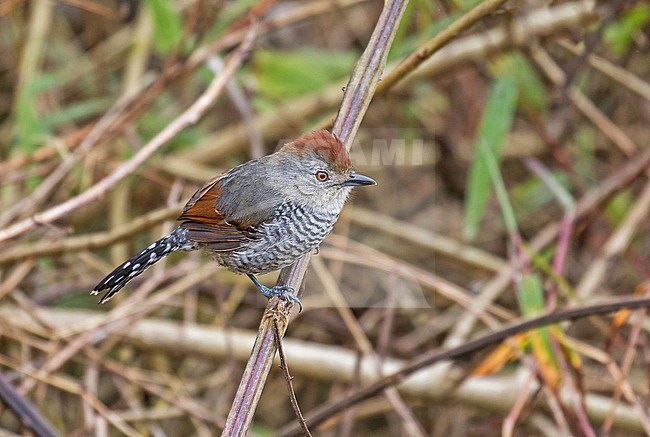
[91, 129, 376, 308]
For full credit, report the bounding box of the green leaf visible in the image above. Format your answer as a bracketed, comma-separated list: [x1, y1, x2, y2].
[254, 50, 357, 99]
[490, 53, 548, 113]
[15, 86, 40, 152]
[146, 0, 182, 54]
[42, 98, 111, 130]
[519, 273, 545, 316]
[14, 76, 53, 152]
[391, 0, 473, 61]
[463, 76, 518, 240]
[451, 0, 483, 9]
[511, 171, 570, 216]
[575, 126, 596, 185]
[204, 0, 258, 41]
[605, 4, 650, 55]
[518, 273, 559, 386]
[605, 190, 633, 227]
[480, 145, 517, 235]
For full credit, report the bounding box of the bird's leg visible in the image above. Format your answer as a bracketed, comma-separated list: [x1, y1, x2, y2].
[246, 274, 302, 312]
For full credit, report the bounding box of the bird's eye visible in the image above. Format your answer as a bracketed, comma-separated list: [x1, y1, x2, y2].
[315, 170, 330, 182]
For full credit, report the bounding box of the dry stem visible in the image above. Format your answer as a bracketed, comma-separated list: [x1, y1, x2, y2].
[0, 28, 256, 243]
[221, 1, 409, 435]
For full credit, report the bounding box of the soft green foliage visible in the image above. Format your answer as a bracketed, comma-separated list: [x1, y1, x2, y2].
[491, 53, 548, 113]
[42, 98, 112, 131]
[2, 2, 647, 434]
[519, 273, 545, 315]
[205, 0, 258, 40]
[481, 144, 517, 236]
[464, 76, 518, 239]
[15, 71, 106, 151]
[450, 0, 483, 9]
[146, 0, 183, 54]
[14, 74, 53, 152]
[543, 170, 574, 212]
[253, 49, 357, 99]
[605, 4, 650, 55]
[605, 189, 634, 227]
[519, 273, 557, 370]
[575, 126, 596, 185]
[511, 172, 570, 217]
[390, 0, 439, 60]
[14, 83, 40, 152]
[136, 92, 202, 152]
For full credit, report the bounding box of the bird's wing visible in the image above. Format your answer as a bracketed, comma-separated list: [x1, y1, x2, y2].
[178, 172, 257, 252]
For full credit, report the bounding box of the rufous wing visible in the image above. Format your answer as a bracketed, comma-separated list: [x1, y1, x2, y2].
[178, 173, 256, 252]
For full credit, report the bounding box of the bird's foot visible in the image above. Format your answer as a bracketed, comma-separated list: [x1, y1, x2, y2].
[247, 274, 303, 312]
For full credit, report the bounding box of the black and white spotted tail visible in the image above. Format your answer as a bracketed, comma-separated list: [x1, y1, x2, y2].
[92, 227, 197, 304]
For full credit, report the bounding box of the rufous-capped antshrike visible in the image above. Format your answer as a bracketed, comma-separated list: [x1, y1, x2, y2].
[92, 130, 375, 307]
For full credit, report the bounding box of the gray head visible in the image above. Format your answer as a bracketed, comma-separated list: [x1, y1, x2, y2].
[271, 130, 376, 211]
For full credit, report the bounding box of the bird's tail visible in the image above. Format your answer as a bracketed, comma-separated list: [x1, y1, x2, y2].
[91, 227, 196, 304]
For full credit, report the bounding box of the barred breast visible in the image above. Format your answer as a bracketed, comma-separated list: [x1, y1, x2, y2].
[211, 202, 339, 275]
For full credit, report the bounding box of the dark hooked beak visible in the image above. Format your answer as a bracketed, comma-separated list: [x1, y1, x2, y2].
[342, 172, 376, 187]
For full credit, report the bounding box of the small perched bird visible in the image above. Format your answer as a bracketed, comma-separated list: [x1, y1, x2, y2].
[92, 130, 375, 307]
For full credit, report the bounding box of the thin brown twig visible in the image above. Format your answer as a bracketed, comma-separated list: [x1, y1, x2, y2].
[311, 257, 428, 436]
[576, 179, 650, 300]
[348, 207, 505, 272]
[0, 260, 34, 301]
[173, 0, 596, 166]
[1, 0, 356, 181]
[0, 370, 61, 437]
[444, 147, 650, 348]
[555, 39, 650, 103]
[3, 299, 648, 433]
[376, 0, 509, 94]
[19, 264, 215, 395]
[279, 296, 650, 436]
[0, 205, 181, 266]
[272, 318, 312, 437]
[97, 353, 223, 427]
[565, 335, 650, 433]
[0, 354, 141, 437]
[529, 42, 636, 156]
[0, 27, 257, 243]
[0, 73, 155, 228]
[601, 287, 650, 434]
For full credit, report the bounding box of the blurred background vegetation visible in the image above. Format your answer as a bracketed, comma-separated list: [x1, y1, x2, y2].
[2, 0, 650, 435]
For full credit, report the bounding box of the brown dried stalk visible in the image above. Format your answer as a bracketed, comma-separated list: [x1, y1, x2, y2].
[220, 1, 409, 435]
[272, 318, 312, 437]
[279, 296, 650, 436]
[0, 370, 61, 437]
[0, 27, 256, 243]
[376, 0, 509, 94]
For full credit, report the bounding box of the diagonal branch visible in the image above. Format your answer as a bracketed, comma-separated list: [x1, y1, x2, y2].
[221, 2, 409, 435]
[0, 28, 256, 244]
[0, 370, 61, 437]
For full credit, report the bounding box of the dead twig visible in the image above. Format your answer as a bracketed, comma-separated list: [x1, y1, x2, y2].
[0, 27, 257, 243]
[272, 318, 312, 437]
[3, 299, 649, 433]
[0, 205, 181, 266]
[280, 296, 650, 436]
[0, 370, 61, 437]
[377, 0, 509, 93]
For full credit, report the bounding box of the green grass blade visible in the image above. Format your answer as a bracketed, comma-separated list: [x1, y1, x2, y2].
[146, 0, 182, 54]
[463, 76, 518, 240]
[480, 144, 517, 235]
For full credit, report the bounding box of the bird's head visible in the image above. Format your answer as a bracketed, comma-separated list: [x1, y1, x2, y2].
[275, 130, 376, 210]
